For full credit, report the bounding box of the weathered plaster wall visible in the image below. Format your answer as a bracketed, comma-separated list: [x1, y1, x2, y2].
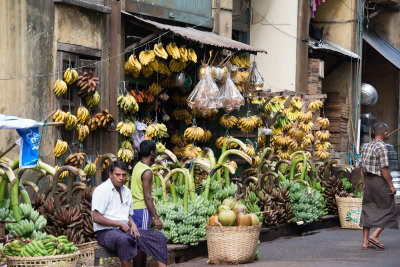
[250, 0, 298, 91]
[0, 0, 55, 162]
[313, 0, 358, 53]
[369, 7, 400, 50]
[362, 47, 399, 146]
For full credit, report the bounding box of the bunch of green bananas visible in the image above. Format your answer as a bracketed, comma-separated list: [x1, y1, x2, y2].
[85, 91, 101, 108]
[83, 161, 96, 177]
[4, 235, 78, 257]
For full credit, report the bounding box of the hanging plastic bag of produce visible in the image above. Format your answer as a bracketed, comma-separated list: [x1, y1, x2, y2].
[187, 68, 221, 115]
[219, 72, 245, 112]
[244, 61, 264, 97]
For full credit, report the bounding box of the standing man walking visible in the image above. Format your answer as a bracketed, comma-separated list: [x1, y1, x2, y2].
[359, 122, 398, 250]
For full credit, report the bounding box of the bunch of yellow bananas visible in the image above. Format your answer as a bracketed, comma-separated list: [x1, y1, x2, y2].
[282, 121, 294, 131]
[276, 149, 291, 160]
[187, 48, 197, 63]
[142, 64, 154, 78]
[288, 128, 306, 142]
[156, 142, 166, 153]
[156, 60, 171, 76]
[184, 126, 205, 142]
[117, 94, 139, 114]
[316, 130, 331, 141]
[308, 100, 323, 112]
[166, 42, 180, 59]
[284, 108, 300, 121]
[299, 133, 314, 149]
[316, 117, 330, 129]
[215, 136, 238, 150]
[236, 71, 250, 83]
[287, 138, 299, 151]
[121, 140, 133, 150]
[149, 82, 163, 96]
[172, 94, 188, 106]
[298, 111, 313, 122]
[85, 91, 101, 108]
[181, 144, 202, 159]
[178, 46, 189, 62]
[258, 134, 267, 149]
[63, 68, 79, 85]
[240, 144, 255, 158]
[198, 129, 212, 143]
[230, 55, 251, 68]
[169, 59, 186, 72]
[298, 121, 314, 132]
[237, 115, 260, 132]
[54, 140, 68, 157]
[219, 114, 238, 129]
[52, 79, 68, 97]
[76, 124, 89, 142]
[273, 135, 291, 147]
[315, 140, 331, 151]
[315, 150, 330, 160]
[171, 131, 187, 147]
[117, 120, 136, 137]
[145, 123, 167, 139]
[53, 109, 67, 122]
[55, 166, 69, 182]
[139, 50, 155, 65]
[118, 147, 134, 163]
[64, 112, 78, 131]
[153, 43, 168, 59]
[126, 54, 142, 76]
[77, 106, 89, 124]
[290, 97, 303, 110]
[172, 109, 190, 121]
[83, 161, 96, 177]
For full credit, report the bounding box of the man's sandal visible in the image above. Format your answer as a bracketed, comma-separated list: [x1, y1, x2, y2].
[368, 238, 385, 249]
[361, 244, 376, 250]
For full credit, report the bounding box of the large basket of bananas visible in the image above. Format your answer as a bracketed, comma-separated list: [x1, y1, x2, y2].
[206, 224, 261, 264]
[7, 251, 80, 267]
[336, 196, 362, 230]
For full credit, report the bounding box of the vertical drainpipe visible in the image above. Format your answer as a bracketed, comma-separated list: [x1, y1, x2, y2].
[353, 0, 363, 165]
[109, 0, 121, 155]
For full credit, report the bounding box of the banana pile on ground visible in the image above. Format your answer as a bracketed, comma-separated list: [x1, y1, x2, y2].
[323, 176, 348, 215]
[2, 203, 47, 240]
[145, 123, 167, 139]
[156, 196, 213, 245]
[207, 198, 260, 228]
[4, 235, 78, 257]
[52, 79, 68, 97]
[76, 72, 100, 97]
[230, 55, 251, 68]
[44, 206, 85, 244]
[64, 152, 86, 168]
[85, 91, 101, 108]
[63, 68, 79, 85]
[54, 139, 68, 158]
[79, 186, 96, 242]
[219, 114, 238, 129]
[237, 115, 261, 132]
[117, 94, 139, 114]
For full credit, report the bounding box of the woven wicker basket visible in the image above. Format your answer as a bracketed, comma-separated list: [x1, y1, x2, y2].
[6, 251, 80, 267]
[206, 224, 261, 264]
[336, 196, 363, 230]
[76, 241, 120, 267]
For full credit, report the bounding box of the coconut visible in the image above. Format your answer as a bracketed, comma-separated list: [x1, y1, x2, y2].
[222, 198, 235, 209]
[217, 205, 231, 214]
[249, 213, 260, 226]
[218, 210, 236, 226]
[232, 203, 247, 215]
[236, 213, 252, 226]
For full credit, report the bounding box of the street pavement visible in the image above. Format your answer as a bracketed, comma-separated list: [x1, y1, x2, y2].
[173, 218, 400, 267]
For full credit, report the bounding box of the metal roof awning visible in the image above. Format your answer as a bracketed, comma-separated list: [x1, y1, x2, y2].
[123, 12, 266, 54]
[308, 38, 360, 59]
[363, 27, 400, 70]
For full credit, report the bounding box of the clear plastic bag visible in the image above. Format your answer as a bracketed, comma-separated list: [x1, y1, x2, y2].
[219, 72, 245, 112]
[187, 68, 221, 115]
[245, 62, 264, 96]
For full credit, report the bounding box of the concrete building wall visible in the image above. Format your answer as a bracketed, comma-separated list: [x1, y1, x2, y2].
[0, 0, 55, 162]
[250, 0, 299, 91]
[0, 2, 110, 164]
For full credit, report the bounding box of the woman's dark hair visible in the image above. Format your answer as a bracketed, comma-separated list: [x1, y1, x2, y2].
[109, 160, 128, 173]
[139, 140, 156, 158]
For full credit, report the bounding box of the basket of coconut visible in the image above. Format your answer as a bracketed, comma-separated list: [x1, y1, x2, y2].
[206, 199, 261, 264]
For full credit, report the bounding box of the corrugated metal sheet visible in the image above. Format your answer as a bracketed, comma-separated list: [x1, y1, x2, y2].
[308, 38, 360, 59]
[363, 27, 400, 70]
[131, 15, 266, 53]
